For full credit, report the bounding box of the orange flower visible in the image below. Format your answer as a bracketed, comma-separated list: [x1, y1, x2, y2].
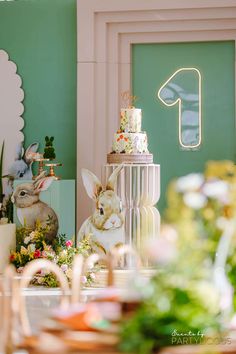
[124, 137, 128, 142]
[9, 254, 15, 262]
[120, 135, 124, 139]
[117, 138, 120, 142]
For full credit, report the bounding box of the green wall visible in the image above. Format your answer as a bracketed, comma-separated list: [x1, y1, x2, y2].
[0, 0, 77, 178]
[1, 3, 235, 215]
[133, 41, 235, 211]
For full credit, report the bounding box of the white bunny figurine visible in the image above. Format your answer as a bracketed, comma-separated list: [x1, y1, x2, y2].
[3, 142, 40, 200]
[11, 172, 59, 242]
[78, 165, 125, 253]
[8, 142, 39, 180]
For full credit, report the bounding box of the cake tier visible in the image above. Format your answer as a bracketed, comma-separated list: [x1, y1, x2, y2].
[120, 108, 142, 133]
[112, 132, 148, 154]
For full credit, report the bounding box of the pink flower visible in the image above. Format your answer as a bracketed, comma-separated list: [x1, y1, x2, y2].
[42, 251, 48, 258]
[66, 240, 73, 248]
[34, 250, 41, 258]
[81, 275, 87, 284]
[61, 264, 68, 272]
[145, 225, 178, 265]
[40, 269, 50, 276]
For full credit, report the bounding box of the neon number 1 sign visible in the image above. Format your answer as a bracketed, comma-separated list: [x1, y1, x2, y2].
[158, 68, 202, 150]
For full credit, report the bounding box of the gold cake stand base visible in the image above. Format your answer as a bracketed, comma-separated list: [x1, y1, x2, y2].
[107, 153, 153, 164]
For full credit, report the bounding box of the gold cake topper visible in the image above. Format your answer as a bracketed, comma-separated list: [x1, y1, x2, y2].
[121, 91, 138, 108]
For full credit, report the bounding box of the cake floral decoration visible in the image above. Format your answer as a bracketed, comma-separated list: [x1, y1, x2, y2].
[121, 90, 138, 108]
[108, 92, 153, 163]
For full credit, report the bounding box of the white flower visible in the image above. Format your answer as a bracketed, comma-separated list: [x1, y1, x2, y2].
[86, 261, 95, 269]
[60, 250, 67, 257]
[183, 192, 207, 209]
[24, 236, 31, 245]
[176, 173, 204, 193]
[29, 231, 37, 240]
[90, 272, 96, 280]
[61, 264, 68, 272]
[28, 244, 36, 253]
[20, 246, 28, 255]
[202, 180, 230, 203]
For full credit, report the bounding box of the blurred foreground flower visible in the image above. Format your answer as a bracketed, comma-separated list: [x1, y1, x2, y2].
[120, 238, 222, 354]
[176, 173, 204, 192]
[119, 161, 236, 354]
[165, 160, 236, 310]
[144, 225, 177, 264]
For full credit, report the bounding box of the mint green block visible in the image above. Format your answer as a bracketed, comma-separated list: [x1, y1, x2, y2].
[13, 179, 76, 239]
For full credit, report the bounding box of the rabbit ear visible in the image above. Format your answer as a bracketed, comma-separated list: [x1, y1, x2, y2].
[81, 169, 103, 201]
[24, 143, 39, 164]
[34, 176, 55, 193]
[14, 143, 24, 160]
[33, 171, 47, 185]
[106, 165, 123, 191]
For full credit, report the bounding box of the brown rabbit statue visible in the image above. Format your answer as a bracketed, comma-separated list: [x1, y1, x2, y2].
[11, 172, 59, 242]
[77, 165, 125, 253]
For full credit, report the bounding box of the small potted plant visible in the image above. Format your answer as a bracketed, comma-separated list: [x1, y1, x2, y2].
[43, 136, 56, 160]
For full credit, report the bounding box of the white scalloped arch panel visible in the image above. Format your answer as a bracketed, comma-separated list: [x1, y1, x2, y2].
[0, 50, 24, 185]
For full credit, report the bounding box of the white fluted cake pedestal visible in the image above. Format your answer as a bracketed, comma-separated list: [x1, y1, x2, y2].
[102, 164, 160, 267]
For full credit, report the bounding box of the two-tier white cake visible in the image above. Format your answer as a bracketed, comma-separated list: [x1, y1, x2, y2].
[107, 107, 153, 164]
